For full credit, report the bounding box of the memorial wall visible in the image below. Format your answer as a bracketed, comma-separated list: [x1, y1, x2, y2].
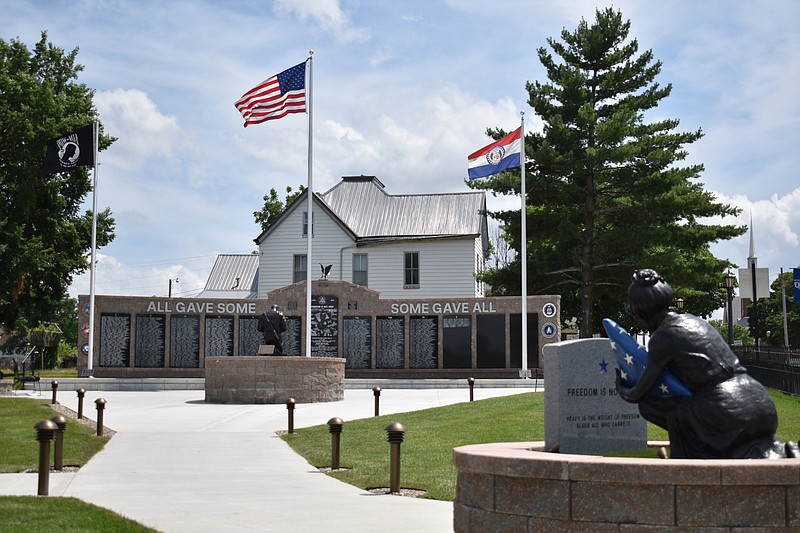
[78, 281, 560, 378]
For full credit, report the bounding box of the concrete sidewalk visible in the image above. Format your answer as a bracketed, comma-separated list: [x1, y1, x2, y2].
[0, 386, 538, 532]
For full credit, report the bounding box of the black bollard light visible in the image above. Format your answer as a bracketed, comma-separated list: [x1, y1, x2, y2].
[51, 380, 59, 405]
[327, 417, 343, 470]
[385, 422, 406, 494]
[50, 415, 67, 471]
[76, 388, 86, 419]
[373, 386, 381, 417]
[94, 398, 107, 437]
[467, 377, 475, 402]
[286, 398, 296, 434]
[35, 419, 58, 496]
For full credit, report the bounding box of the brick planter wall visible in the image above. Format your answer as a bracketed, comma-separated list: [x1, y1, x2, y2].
[453, 441, 800, 532]
[205, 356, 345, 404]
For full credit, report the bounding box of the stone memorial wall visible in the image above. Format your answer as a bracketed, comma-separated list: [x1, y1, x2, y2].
[79, 281, 560, 378]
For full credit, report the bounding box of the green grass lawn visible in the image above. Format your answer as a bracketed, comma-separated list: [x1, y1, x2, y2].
[0, 497, 159, 533]
[1, 389, 798, 528]
[0, 398, 108, 473]
[282, 390, 800, 502]
[0, 398, 156, 532]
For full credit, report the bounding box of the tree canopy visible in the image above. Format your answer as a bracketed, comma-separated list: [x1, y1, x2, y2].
[0, 32, 115, 339]
[468, 8, 745, 336]
[253, 185, 304, 232]
[747, 270, 800, 349]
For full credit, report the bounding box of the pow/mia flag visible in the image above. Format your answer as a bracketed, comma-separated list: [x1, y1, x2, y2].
[43, 124, 95, 173]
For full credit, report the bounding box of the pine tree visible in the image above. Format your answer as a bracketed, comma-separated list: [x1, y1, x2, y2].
[469, 8, 745, 336]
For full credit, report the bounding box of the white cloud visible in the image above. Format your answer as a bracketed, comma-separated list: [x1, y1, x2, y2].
[94, 89, 180, 171]
[273, 0, 369, 43]
[311, 86, 523, 193]
[708, 187, 800, 273]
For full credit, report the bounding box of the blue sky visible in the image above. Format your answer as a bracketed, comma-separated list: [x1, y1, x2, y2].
[3, 0, 799, 307]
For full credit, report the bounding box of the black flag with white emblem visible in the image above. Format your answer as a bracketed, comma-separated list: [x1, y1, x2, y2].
[43, 124, 95, 173]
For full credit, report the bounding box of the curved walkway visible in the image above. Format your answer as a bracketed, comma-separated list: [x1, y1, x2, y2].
[1, 386, 534, 532]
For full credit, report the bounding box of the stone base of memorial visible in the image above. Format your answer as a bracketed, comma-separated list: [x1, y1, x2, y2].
[453, 441, 800, 531]
[204, 356, 345, 404]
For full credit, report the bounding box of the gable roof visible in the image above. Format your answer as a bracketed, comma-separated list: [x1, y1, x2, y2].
[253, 189, 356, 245]
[196, 254, 259, 298]
[254, 176, 488, 251]
[320, 176, 487, 242]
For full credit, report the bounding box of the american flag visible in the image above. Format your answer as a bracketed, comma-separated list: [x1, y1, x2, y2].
[235, 62, 306, 127]
[602, 318, 692, 398]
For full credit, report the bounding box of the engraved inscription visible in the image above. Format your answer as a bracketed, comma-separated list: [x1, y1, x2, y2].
[205, 316, 234, 357]
[99, 313, 130, 367]
[376, 316, 404, 369]
[135, 314, 165, 368]
[409, 316, 437, 369]
[343, 316, 371, 369]
[239, 316, 261, 356]
[170, 315, 199, 368]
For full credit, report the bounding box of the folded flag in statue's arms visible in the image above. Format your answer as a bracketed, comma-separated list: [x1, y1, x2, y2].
[602, 318, 692, 398]
[467, 127, 522, 180]
[235, 62, 307, 127]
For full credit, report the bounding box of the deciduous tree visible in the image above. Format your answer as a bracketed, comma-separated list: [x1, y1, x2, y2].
[0, 33, 115, 338]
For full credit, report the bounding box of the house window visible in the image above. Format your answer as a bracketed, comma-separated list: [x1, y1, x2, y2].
[293, 255, 307, 283]
[404, 252, 419, 288]
[352, 253, 368, 286]
[302, 212, 314, 237]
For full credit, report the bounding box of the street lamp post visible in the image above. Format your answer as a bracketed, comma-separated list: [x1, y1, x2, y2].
[723, 271, 736, 346]
[168, 277, 179, 298]
[676, 298, 684, 313]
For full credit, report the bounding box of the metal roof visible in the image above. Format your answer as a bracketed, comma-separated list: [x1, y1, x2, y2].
[196, 254, 259, 298]
[320, 176, 486, 239]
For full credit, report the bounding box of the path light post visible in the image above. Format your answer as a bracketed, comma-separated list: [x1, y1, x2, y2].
[385, 422, 406, 494]
[723, 271, 736, 346]
[676, 298, 684, 313]
[467, 377, 475, 402]
[35, 419, 57, 496]
[51, 380, 58, 405]
[286, 398, 296, 434]
[372, 387, 381, 416]
[95, 398, 106, 436]
[76, 388, 86, 419]
[51, 415, 67, 471]
[327, 417, 343, 470]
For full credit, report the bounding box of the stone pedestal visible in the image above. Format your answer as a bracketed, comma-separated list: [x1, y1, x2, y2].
[204, 356, 345, 404]
[453, 441, 800, 531]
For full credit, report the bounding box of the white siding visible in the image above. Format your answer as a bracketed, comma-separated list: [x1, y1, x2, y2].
[356, 237, 479, 299]
[258, 204, 355, 295]
[474, 236, 486, 297]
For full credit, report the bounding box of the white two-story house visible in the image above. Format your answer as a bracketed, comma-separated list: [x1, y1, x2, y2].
[253, 175, 489, 299]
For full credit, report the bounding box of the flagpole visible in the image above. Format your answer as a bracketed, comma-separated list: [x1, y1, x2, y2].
[519, 112, 528, 377]
[305, 51, 314, 357]
[86, 118, 99, 376]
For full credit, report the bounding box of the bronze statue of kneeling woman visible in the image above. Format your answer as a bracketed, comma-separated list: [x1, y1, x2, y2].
[616, 269, 798, 459]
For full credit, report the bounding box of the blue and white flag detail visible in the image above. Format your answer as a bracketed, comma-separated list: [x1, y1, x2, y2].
[467, 127, 522, 180]
[602, 318, 692, 398]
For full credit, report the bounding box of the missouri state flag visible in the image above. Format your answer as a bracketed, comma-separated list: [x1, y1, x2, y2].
[467, 127, 522, 180]
[235, 62, 306, 127]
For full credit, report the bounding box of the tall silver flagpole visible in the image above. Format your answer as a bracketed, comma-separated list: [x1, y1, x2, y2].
[86, 118, 99, 375]
[520, 112, 528, 376]
[305, 51, 314, 357]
